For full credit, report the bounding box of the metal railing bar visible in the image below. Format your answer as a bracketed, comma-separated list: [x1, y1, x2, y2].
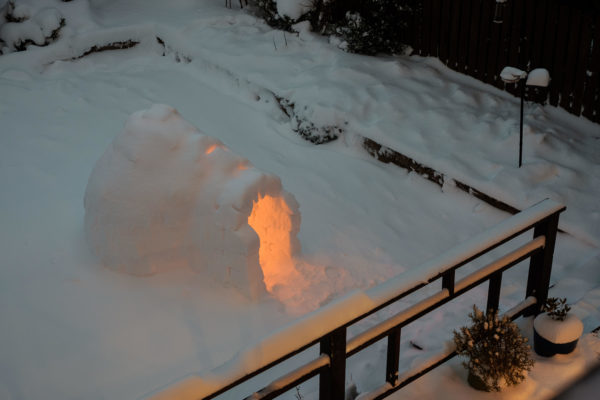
[245, 354, 330, 400]
[346, 290, 450, 356]
[147, 201, 564, 400]
[205, 240, 547, 400]
[345, 237, 545, 358]
[363, 200, 564, 313]
[202, 341, 322, 400]
[213, 208, 563, 400]
[505, 295, 537, 320]
[454, 236, 546, 293]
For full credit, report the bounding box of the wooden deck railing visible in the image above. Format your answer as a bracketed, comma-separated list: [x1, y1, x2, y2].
[147, 199, 565, 400]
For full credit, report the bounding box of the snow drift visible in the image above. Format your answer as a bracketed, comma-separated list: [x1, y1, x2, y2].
[84, 104, 301, 299]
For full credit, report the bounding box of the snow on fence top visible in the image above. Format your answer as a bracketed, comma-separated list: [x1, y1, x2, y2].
[84, 104, 301, 299]
[146, 198, 564, 400]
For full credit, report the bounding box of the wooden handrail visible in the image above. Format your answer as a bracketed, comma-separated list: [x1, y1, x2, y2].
[145, 199, 565, 400]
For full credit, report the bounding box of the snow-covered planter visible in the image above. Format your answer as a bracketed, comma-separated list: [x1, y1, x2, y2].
[533, 297, 583, 357]
[454, 306, 534, 392]
[84, 105, 301, 300]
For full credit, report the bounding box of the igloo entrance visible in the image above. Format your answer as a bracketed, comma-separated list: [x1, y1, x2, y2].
[84, 105, 301, 299]
[248, 194, 300, 292]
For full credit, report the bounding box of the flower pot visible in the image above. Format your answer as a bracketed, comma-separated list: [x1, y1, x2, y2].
[467, 371, 508, 392]
[467, 370, 492, 392]
[533, 313, 583, 357]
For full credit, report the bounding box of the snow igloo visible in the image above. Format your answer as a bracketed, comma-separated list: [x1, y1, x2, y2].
[84, 105, 301, 299]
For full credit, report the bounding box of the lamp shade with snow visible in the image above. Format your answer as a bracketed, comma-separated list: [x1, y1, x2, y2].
[84, 105, 301, 299]
[525, 68, 550, 88]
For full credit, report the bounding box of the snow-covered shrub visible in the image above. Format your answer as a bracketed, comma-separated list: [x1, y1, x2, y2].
[253, 0, 416, 55]
[5, 0, 32, 22]
[541, 297, 571, 321]
[0, 1, 65, 52]
[293, 115, 341, 144]
[255, 0, 306, 31]
[334, 0, 414, 55]
[453, 306, 534, 392]
[274, 96, 342, 144]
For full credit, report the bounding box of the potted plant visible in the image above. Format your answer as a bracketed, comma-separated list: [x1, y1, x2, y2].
[454, 305, 534, 392]
[533, 297, 583, 357]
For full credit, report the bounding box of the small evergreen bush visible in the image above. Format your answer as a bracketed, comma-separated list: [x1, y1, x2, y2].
[453, 306, 534, 392]
[541, 297, 571, 321]
[334, 0, 412, 55]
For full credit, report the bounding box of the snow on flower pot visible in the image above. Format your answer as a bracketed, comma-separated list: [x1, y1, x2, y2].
[84, 104, 301, 299]
[533, 298, 583, 357]
[533, 314, 583, 356]
[533, 297, 583, 357]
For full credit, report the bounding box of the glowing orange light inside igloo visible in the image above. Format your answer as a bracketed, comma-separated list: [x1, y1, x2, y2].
[248, 194, 301, 292]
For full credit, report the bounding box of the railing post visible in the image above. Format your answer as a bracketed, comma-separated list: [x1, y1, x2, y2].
[319, 327, 346, 399]
[525, 212, 560, 316]
[442, 269, 455, 296]
[385, 328, 401, 387]
[486, 271, 502, 313]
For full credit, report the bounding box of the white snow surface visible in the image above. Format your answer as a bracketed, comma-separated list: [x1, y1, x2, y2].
[1, 1, 599, 400]
[534, 313, 584, 344]
[276, 0, 310, 20]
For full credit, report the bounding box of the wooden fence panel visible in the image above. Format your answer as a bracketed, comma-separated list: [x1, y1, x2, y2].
[412, 0, 426, 54]
[467, 0, 482, 74]
[496, 0, 513, 73]
[448, 0, 462, 70]
[530, 0, 548, 70]
[560, 9, 583, 112]
[411, 0, 599, 123]
[539, 1, 559, 98]
[582, 14, 600, 122]
[475, 0, 493, 82]
[419, 0, 431, 56]
[572, 13, 593, 115]
[549, 3, 571, 107]
[429, 0, 441, 57]
[457, 0, 472, 72]
[439, 0, 452, 63]
[487, 23, 503, 88]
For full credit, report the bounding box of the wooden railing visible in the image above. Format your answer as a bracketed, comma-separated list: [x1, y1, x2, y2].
[147, 199, 565, 400]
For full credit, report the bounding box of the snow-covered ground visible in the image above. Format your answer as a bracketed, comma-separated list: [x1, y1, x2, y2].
[1, 1, 599, 399]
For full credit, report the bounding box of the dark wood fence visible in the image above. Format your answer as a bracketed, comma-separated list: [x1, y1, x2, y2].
[408, 0, 600, 123]
[148, 199, 565, 400]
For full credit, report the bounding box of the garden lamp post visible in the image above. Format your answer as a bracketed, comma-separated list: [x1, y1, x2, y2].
[500, 67, 550, 168]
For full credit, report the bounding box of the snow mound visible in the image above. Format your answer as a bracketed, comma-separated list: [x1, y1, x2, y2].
[84, 105, 301, 299]
[276, 0, 310, 20]
[0, 4, 64, 52]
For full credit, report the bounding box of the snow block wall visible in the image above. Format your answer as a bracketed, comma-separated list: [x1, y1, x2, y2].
[84, 105, 301, 299]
